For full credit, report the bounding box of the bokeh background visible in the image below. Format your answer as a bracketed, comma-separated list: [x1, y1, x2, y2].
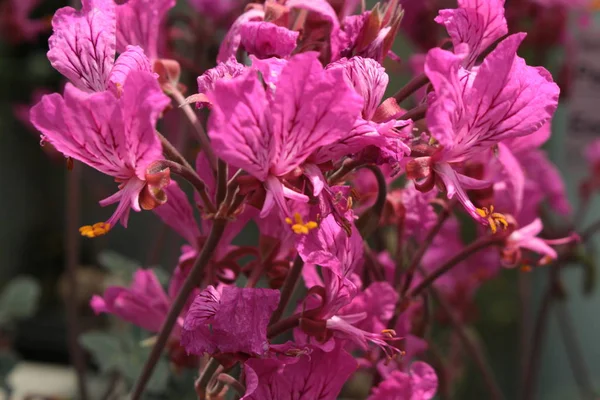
[0, 0, 599, 399]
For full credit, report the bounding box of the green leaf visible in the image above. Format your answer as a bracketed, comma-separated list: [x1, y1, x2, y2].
[0, 276, 41, 323]
[98, 251, 141, 281]
[79, 331, 125, 373]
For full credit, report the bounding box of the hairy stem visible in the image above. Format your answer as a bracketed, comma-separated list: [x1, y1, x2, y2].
[431, 287, 505, 400]
[130, 219, 228, 400]
[269, 255, 304, 325]
[171, 87, 218, 172]
[392, 73, 429, 104]
[64, 164, 89, 400]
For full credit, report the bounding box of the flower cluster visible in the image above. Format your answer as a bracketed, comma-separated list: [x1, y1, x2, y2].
[25, 0, 591, 398]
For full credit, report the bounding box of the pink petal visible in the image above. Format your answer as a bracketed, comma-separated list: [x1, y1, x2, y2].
[217, 8, 265, 63]
[239, 21, 299, 59]
[47, 0, 116, 92]
[435, 0, 508, 68]
[271, 52, 364, 176]
[153, 181, 201, 246]
[107, 45, 152, 94]
[207, 69, 272, 181]
[115, 0, 175, 60]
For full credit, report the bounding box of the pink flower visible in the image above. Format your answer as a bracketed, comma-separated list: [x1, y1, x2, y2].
[240, 21, 299, 59]
[30, 71, 170, 233]
[90, 269, 171, 333]
[501, 218, 578, 268]
[47, 0, 152, 93]
[180, 286, 280, 356]
[115, 0, 175, 61]
[242, 343, 357, 400]
[435, 0, 508, 68]
[0, 0, 50, 44]
[369, 361, 438, 400]
[416, 33, 559, 228]
[207, 52, 363, 220]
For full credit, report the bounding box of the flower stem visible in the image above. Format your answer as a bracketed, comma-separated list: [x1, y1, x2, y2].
[408, 234, 505, 299]
[267, 313, 301, 338]
[64, 163, 89, 400]
[269, 255, 304, 325]
[356, 165, 386, 238]
[130, 219, 228, 400]
[150, 159, 216, 214]
[400, 202, 452, 297]
[431, 287, 505, 400]
[217, 373, 246, 397]
[195, 358, 221, 397]
[392, 73, 429, 104]
[170, 87, 218, 172]
[395, 104, 427, 122]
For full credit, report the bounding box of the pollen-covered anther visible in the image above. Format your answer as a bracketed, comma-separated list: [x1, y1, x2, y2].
[79, 222, 111, 238]
[381, 329, 397, 338]
[285, 212, 318, 235]
[476, 205, 508, 234]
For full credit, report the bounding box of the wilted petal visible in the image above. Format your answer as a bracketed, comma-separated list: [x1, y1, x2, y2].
[240, 21, 299, 59]
[181, 286, 279, 356]
[47, 0, 116, 92]
[243, 344, 357, 400]
[435, 0, 508, 68]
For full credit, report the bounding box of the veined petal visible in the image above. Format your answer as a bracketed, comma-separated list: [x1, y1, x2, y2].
[115, 0, 175, 60]
[435, 162, 486, 223]
[207, 69, 272, 181]
[217, 8, 265, 63]
[47, 0, 116, 92]
[271, 52, 363, 176]
[436, 0, 508, 68]
[107, 45, 152, 94]
[496, 143, 524, 214]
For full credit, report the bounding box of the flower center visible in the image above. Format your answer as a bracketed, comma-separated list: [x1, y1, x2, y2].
[79, 222, 111, 238]
[476, 206, 508, 234]
[285, 212, 318, 235]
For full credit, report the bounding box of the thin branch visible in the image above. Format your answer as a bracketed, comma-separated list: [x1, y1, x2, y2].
[392, 104, 427, 122]
[267, 313, 301, 338]
[269, 255, 304, 325]
[195, 358, 221, 397]
[392, 73, 429, 104]
[431, 287, 505, 400]
[356, 165, 387, 238]
[64, 164, 89, 400]
[408, 234, 505, 299]
[171, 88, 218, 172]
[217, 373, 246, 397]
[400, 202, 452, 297]
[156, 130, 195, 171]
[130, 219, 228, 400]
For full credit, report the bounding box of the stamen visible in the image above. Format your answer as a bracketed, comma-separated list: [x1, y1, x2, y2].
[381, 329, 396, 338]
[79, 222, 111, 238]
[476, 206, 508, 234]
[285, 212, 318, 235]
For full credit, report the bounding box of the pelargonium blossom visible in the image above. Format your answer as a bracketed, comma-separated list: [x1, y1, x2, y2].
[47, 0, 152, 94]
[180, 286, 279, 356]
[30, 71, 170, 235]
[411, 33, 559, 230]
[207, 51, 363, 225]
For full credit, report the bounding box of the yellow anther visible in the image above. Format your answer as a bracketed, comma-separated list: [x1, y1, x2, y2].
[79, 222, 111, 238]
[476, 206, 508, 234]
[285, 212, 319, 235]
[520, 265, 533, 273]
